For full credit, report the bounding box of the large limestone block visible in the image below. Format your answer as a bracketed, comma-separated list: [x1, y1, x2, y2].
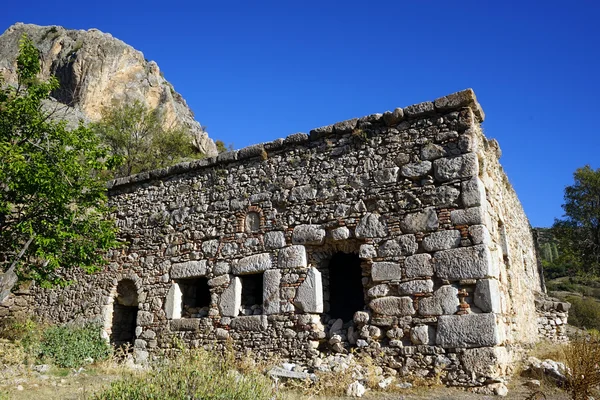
[434, 245, 495, 280]
[461, 346, 509, 378]
[263, 269, 281, 315]
[474, 279, 501, 313]
[401, 161, 432, 179]
[378, 235, 417, 257]
[292, 225, 326, 245]
[219, 276, 241, 317]
[372, 262, 402, 282]
[278, 245, 307, 269]
[398, 279, 434, 295]
[433, 153, 479, 182]
[231, 315, 268, 331]
[418, 285, 459, 316]
[355, 213, 388, 238]
[294, 267, 323, 313]
[264, 231, 286, 249]
[422, 230, 462, 252]
[400, 208, 438, 233]
[404, 254, 434, 278]
[462, 177, 486, 207]
[450, 206, 484, 226]
[165, 283, 182, 319]
[410, 325, 436, 345]
[469, 225, 491, 245]
[436, 314, 500, 348]
[232, 253, 272, 275]
[171, 260, 208, 279]
[369, 296, 415, 316]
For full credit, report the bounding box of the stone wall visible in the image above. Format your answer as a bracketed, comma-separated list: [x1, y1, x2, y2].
[0, 89, 546, 385]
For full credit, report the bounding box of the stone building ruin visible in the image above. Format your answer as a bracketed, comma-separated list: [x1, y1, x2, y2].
[0, 89, 569, 386]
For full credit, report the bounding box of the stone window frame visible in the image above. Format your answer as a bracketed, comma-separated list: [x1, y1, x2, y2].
[165, 260, 210, 320]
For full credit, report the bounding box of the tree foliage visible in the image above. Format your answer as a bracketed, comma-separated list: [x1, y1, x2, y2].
[92, 101, 202, 178]
[552, 165, 600, 275]
[0, 35, 119, 290]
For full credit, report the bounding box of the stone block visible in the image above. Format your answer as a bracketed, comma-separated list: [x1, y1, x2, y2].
[382, 108, 404, 126]
[404, 254, 434, 278]
[469, 225, 491, 245]
[265, 231, 286, 249]
[136, 311, 154, 326]
[400, 208, 438, 233]
[232, 253, 272, 275]
[165, 283, 182, 319]
[421, 143, 446, 160]
[290, 185, 317, 202]
[369, 296, 415, 316]
[372, 262, 402, 282]
[331, 226, 350, 241]
[359, 244, 377, 259]
[214, 261, 230, 276]
[231, 315, 268, 331]
[219, 276, 241, 317]
[434, 245, 495, 280]
[474, 279, 501, 313]
[436, 313, 500, 348]
[410, 325, 435, 345]
[333, 118, 358, 133]
[373, 167, 399, 184]
[404, 101, 435, 117]
[401, 161, 432, 179]
[433, 153, 479, 182]
[462, 177, 486, 207]
[398, 280, 434, 295]
[294, 267, 323, 313]
[263, 269, 281, 315]
[430, 185, 460, 207]
[292, 225, 326, 245]
[418, 285, 459, 316]
[202, 240, 219, 257]
[170, 318, 199, 331]
[434, 88, 484, 121]
[422, 230, 462, 252]
[378, 235, 417, 257]
[451, 206, 484, 226]
[171, 260, 208, 279]
[368, 284, 391, 298]
[355, 213, 388, 238]
[354, 311, 371, 325]
[278, 245, 307, 269]
[461, 347, 509, 378]
[208, 274, 230, 287]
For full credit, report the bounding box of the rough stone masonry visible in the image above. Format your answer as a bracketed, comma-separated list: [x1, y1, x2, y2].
[0, 89, 568, 386]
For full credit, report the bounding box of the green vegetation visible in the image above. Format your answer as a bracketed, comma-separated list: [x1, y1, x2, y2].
[215, 139, 234, 153]
[93, 348, 276, 400]
[0, 35, 119, 293]
[92, 101, 203, 178]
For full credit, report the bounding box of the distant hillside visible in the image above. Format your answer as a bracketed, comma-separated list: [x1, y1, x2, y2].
[0, 23, 217, 157]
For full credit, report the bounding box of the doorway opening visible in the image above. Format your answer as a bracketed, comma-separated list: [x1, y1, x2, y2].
[327, 252, 365, 321]
[110, 279, 138, 347]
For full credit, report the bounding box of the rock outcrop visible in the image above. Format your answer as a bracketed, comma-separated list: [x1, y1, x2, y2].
[0, 23, 217, 156]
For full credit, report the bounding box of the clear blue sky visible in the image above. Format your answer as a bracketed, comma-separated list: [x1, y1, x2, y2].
[2, 1, 599, 227]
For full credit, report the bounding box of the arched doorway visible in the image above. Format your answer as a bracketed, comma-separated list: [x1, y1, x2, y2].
[110, 279, 139, 347]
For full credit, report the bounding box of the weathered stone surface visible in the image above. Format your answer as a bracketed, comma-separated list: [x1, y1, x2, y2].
[355, 213, 388, 238]
[171, 260, 208, 279]
[231, 315, 268, 331]
[435, 245, 495, 280]
[232, 253, 271, 275]
[369, 296, 415, 316]
[170, 318, 199, 331]
[268, 366, 310, 380]
[411, 325, 435, 345]
[331, 226, 350, 241]
[208, 274, 230, 287]
[292, 225, 326, 245]
[430, 186, 460, 207]
[469, 225, 491, 245]
[372, 262, 402, 282]
[294, 267, 323, 313]
[398, 280, 433, 295]
[450, 206, 484, 226]
[165, 283, 182, 319]
[219, 277, 241, 317]
[290, 185, 317, 202]
[359, 244, 377, 259]
[373, 167, 399, 184]
[422, 230, 462, 252]
[421, 143, 446, 160]
[401, 208, 438, 233]
[404, 254, 433, 278]
[404, 101, 435, 117]
[462, 177, 486, 207]
[264, 231, 286, 249]
[436, 314, 499, 348]
[418, 285, 459, 316]
[378, 235, 417, 257]
[368, 284, 391, 298]
[433, 154, 479, 182]
[136, 311, 154, 326]
[434, 88, 484, 122]
[382, 108, 404, 126]
[461, 347, 508, 378]
[278, 245, 307, 269]
[263, 269, 281, 315]
[474, 279, 501, 313]
[401, 161, 432, 179]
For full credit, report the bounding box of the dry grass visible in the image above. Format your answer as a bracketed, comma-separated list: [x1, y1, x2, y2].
[564, 331, 600, 400]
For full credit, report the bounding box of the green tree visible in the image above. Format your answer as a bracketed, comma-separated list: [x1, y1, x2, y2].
[0, 35, 120, 301]
[92, 101, 201, 178]
[552, 165, 600, 275]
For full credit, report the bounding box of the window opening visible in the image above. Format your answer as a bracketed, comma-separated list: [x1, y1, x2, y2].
[327, 252, 364, 321]
[240, 273, 264, 315]
[177, 277, 211, 318]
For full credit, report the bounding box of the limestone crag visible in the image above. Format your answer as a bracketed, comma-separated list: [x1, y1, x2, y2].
[0, 23, 217, 156]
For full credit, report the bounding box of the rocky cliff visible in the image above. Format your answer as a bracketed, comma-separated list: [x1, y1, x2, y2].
[0, 23, 217, 157]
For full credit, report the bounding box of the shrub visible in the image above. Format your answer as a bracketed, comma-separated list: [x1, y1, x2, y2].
[566, 296, 600, 331]
[564, 331, 600, 400]
[36, 323, 111, 368]
[94, 348, 276, 400]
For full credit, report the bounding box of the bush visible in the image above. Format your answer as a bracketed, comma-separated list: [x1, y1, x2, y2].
[36, 323, 111, 368]
[94, 348, 276, 400]
[566, 296, 600, 331]
[564, 331, 600, 400]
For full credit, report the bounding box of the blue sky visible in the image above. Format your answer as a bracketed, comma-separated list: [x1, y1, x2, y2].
[2, 1, 599, 227]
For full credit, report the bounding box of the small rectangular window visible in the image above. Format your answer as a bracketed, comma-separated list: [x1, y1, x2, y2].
[177, 277, 211, 318]
[240, 273, 263, 315]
